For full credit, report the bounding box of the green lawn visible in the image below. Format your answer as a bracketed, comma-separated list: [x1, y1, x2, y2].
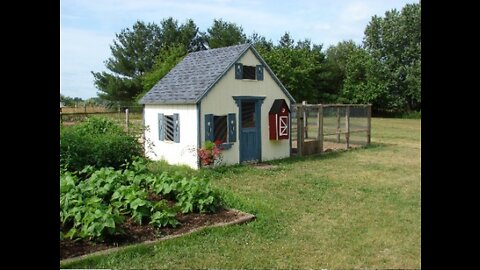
[61, 117, 421, 269]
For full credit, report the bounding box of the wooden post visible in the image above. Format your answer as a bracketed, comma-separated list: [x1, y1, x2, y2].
[297, 105, 304, 156]
[367, 104, 372, 145]
[317, 104, 323, 153]
[117, 104, 121, 122]
[345, 106, 350, 148]
[125, 108, 129, 133]
[336, 107, 341, 142]
[84, 103, 87, 113]
[302, 101, 308, 139]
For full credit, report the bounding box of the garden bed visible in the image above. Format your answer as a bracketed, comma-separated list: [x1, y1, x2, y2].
[61, 208, 254, 260]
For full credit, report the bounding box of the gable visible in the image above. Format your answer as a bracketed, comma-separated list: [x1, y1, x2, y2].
[269, 99, 290, 114]
[196, 47, 295, 104]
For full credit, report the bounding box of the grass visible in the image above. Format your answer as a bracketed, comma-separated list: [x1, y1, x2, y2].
[60, 117, 421, 269]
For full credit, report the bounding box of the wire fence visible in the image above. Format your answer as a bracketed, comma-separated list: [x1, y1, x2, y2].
[291, 102, 371, 156]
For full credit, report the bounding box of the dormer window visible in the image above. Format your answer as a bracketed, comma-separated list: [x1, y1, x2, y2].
[243, 65, 256, 79]
[235, 63, 264, 81]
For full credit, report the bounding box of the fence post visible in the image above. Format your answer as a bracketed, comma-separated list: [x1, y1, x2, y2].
[84, 103, 87, 113]
[345, 106, 350, 148]
[367, 104, 372, 145]
[317, 104, 323, 153]
[125, 108, 129, 133]
[302, 101, 308, 139]
[336, 107, 341, 142]
[297, 104, 304, 156]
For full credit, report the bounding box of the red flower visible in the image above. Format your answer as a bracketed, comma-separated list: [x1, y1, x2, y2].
[198, 140, 223, 166]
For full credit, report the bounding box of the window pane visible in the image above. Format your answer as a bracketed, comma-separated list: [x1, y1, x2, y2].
[214, 115, 227, 143]
[165, 115, 174, 141]
[242, 101, 255, 128]
[243, 65, 256, 80]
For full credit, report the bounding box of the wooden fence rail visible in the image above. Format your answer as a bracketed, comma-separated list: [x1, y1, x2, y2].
[60, 110, 143, 135]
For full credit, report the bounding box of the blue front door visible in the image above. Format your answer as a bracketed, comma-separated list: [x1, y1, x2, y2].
[240, 100, 261, 162]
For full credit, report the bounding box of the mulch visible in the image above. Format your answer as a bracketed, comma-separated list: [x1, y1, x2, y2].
[60, 208, 252, 260]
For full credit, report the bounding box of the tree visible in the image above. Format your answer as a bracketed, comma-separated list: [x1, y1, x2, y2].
[340, 45, 390, 109]
[363, 2, 421, 112]
[139, 44, 188, 100]
[159, 18, 205, 52]
[205, 19, 247, 48]
[248, 32, 274, 52]
[321, 40, 358, 102]
[278, 32, 294, 48]
[92, 21, 163, 103]
[260, 33, 326, 103]
[92, 18, 203, 103]
[60, 94, 75, 106]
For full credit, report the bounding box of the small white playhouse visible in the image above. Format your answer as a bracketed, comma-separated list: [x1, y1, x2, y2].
[139, 43, 295, 169]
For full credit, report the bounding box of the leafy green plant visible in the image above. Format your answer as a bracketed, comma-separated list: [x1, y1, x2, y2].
[60, 158, 222, 241]
[149, 201, 179, 228]
[175, 177, 221, 213]
[60, 117, 143, 172]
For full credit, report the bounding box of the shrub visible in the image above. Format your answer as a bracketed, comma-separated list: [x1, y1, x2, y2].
[60, 117, 143, 171]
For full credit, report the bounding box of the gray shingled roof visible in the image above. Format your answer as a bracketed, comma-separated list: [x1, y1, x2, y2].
[139, 43, 295, 104]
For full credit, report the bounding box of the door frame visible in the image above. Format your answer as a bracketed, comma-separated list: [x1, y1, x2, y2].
[233, 96, 265, 163]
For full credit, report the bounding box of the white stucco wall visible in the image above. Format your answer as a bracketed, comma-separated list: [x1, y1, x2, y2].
[200, 48, 292, 165]
[143, 104, 198, 169]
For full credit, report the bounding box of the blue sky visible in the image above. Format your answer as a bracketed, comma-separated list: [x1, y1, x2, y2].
[60, 0, 419, 100]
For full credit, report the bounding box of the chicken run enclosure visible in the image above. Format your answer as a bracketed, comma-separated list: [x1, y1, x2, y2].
[291, 103, 372, 156]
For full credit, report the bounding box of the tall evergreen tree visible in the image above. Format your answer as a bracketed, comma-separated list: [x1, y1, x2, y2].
[92, 19, 203, 103]
[205, 19, 247, 48]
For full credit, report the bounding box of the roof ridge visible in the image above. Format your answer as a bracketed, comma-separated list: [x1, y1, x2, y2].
[183, 43, 250, 59]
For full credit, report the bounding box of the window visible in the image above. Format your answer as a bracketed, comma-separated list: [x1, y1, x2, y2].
[164, 115, 174, 141]
[214, 116, 227, 143]
[158, 113, 180, 143]
[205, 113, 236, 145]
[243, 65, 256, 80]
[235, 63, 264, 81]
[241, 101, 256, 128]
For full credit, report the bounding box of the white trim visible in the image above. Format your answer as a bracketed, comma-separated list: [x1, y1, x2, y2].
[279, 116, 288, 136]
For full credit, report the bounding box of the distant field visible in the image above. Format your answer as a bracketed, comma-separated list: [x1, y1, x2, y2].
[61, 117, 421, 269]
